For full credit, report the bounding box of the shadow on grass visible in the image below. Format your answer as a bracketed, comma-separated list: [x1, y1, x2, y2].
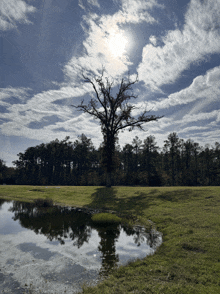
[86, 187, 211, 219]
[87, 187, 158, 218]
[157, 188, 212, 202]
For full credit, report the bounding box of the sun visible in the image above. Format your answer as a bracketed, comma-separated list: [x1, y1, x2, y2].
[106, 30, 128, 59]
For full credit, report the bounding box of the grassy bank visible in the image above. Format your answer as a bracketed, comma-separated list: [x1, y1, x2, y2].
[0, 185, 220, 293]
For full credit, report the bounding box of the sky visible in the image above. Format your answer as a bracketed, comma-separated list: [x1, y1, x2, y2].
[0, 0, 220, 166]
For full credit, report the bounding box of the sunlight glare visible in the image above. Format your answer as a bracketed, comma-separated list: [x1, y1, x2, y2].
[107, 30, 128, 59]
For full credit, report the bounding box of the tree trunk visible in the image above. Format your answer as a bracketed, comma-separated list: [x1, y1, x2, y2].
[106, 171, 112, 187]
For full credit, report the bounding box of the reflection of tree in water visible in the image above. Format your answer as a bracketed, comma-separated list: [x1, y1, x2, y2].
[9, 201, 92, 246]
[94, 223, 160, 278]
[123, 225, 160, 248]
[95, 224, 120, 277]
[7, 200, 161, 276]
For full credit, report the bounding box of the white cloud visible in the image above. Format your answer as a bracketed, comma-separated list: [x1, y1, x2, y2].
[178, 125, 210, 134]
[0, 0, 36, 31]
[138, 0, 220, 89]
[0, 87, 31, 101]
[150, 110, 220, 140]
[0, 84, 103, 144]
[3, 69, 217, 149]
[149, 35, 157, 46]
[119, 106, 220, 148]
[1, 85, 218, 152]
[182, 110, 220, 125]
[97, 0, 162, 26]
[196, 129, 220, 144]
[1, 108, 102, 146]
[1, 85, 88, 120]
[65, 0, 161, 82]
[87, 0, 100, 8]
[146, 66, 220, 112]
[65, 14, 131, 80]
[78, 0, 86, 10]
[79, 0, 101, 10]
[120, 0, 162, 24]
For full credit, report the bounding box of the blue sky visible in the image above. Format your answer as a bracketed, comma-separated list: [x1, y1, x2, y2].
[1, 0, 220, 166]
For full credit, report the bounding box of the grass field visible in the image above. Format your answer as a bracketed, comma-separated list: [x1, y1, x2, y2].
[0, 185, 220, 293]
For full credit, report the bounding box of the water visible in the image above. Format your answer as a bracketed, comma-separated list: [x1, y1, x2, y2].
[0, 198, 162, 293]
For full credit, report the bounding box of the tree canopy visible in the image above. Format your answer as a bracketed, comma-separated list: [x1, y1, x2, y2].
[74, 72, 163, 187]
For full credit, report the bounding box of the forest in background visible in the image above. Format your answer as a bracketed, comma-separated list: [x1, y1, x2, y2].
[1, 132, 220, 186]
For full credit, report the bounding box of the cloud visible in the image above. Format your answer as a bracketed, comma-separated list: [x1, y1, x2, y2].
[87, 0, 100, 8]
[0, 84, 103, 144]
[120, 105, 220, 148]
[195, 129, 220, 145]
[0, 0, 36, 31]
[138, 0, 220, 89]
[152, 110, 220, 141]
[78, 0, 86, 10]
[144, 107, 220, 140]
[178, 125, 210, 135]
[0, 87, 31, 102]
[65, 0, 161, 82]
[3, 67, 217, 149]
[64, 14, 130, 81]
[1, 107, 102, 145]
[120, 0, 162, 24]
[0, 87, 32, 114]
[146, 66, 220, 112]
[182, 110, 220, 125]
[1, 84, 218, 152]
[149, 35, 157, 46]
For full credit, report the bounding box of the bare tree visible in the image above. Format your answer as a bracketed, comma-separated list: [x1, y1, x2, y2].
[74, 72, 163, 187]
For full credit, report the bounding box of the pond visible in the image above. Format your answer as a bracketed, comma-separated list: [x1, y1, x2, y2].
[0, 198, 162, 294]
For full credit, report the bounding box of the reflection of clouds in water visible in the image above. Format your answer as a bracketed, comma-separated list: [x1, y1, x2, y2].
[0, 202, 28, 235]
[0, 200, 162, 293]
[0, 231, 100, 293]
[116, 231, 154, 261]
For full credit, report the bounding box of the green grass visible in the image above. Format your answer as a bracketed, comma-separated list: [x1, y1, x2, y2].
[1, 185, 220, 293]
[91, 213, 122, 224]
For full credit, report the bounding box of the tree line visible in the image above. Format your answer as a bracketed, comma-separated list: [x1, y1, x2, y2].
[1, 132, 218, 186]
